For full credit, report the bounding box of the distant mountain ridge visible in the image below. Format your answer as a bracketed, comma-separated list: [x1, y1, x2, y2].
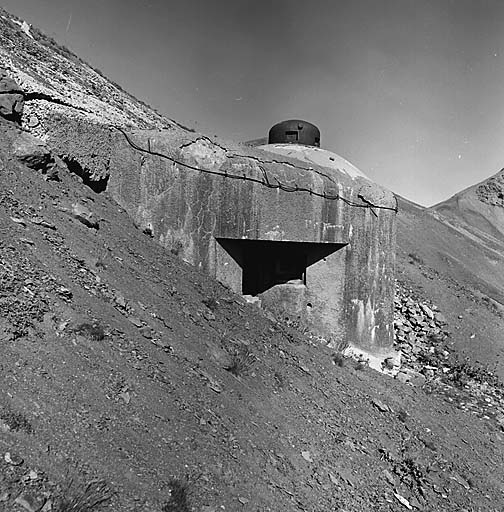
[430, 168, 504, 244]
[395, 168, 504, 378]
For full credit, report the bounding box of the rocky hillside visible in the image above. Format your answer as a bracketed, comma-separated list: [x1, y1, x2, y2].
[1, 112, 504, 511]
[0, 9, 179, 133]
[0, 7, 504, 512]
[395, 194, 504, 380]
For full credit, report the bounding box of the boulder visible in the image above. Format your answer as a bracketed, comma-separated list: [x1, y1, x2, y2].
[395, 368, 426, 387]
[72, 202, 99, 229]
[13, 131, 55, 172]
[0, 68, 24, 121]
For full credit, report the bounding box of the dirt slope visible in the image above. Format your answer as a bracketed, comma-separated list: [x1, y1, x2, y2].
[0, 118, 503, 511]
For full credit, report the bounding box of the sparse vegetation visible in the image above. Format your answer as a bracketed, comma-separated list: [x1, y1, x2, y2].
[408, 252, 424, 265]
[162, 478, 192, 512]
[447, 358, 502, 389]
[73, 322, 106, 341]
[170, 240, 184, 257]
[0, 404, 33, 433]
[274, 371, 285, 388]
[354, 361, 367, 371]
[94, 258, 106, 270]
[225, 348, 256, 377]
[332, 353, 346, 367]
[202, 297, 219, 311]
[397, 410, 408, 423]
[55, 479, 112, 512]
[394, 457, 426, 491]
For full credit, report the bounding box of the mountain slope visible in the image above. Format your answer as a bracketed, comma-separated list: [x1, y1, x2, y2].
[0, 7, 503, 512]
[432, 169, 504, 244]
[396, 189, 504, 379]
[1, 112, 503, 512]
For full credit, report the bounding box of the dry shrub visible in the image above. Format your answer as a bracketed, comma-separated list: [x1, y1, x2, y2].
[55, 479, 112, 512]
[225, 349, 255, 377]
[162, 479, 191, 512]
[73, 322, 105, 341]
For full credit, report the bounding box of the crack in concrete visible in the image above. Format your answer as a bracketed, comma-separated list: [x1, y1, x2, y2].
[116, 127, 398, 212]
[179, 136, 228, 151]
[226, 152, 337, 184]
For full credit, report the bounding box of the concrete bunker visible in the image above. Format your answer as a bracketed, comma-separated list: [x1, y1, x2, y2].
[0, 53, 396, 364]
[30, 109, 398, 364]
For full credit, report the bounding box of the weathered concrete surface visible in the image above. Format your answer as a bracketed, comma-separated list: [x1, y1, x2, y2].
[0, 11, 398, 358]
[99, 126, 396, 354]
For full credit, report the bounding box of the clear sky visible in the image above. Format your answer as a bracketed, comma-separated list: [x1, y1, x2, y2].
[2, 0, 504, 206]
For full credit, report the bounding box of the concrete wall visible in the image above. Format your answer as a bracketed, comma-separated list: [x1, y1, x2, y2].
[42, 116, 396, 356]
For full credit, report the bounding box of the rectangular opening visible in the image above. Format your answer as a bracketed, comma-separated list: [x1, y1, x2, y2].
[285, 130, 298, 142]
[216, 238, 346, 296]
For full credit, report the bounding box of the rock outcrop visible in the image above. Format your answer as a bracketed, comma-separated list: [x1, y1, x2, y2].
[0, 68, 23, 121]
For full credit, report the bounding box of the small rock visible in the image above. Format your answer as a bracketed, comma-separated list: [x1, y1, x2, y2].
[40, 500, 53, 512]
[14, 132, 55, 172]
[27, 114, 40, 128]
[382, 357, 395, 370]
[57, 286, 73, 300]
[238, 497, 249, 505]
[114, 293, 127, 309]
[30, 217, 57, 230]
[372, 398, 390, 412]
[383, 469, 395, 485]
[15, 491, 46, 512]
[301, 450, 313, 463]
[119, 391, 131, 404]
[408, 496, 421, 509]
[328, 472, 339, 485]
[139, 326, 152, 339]
[127, 316, 143, 327]
[10, 216, 26, 227]
[0, 491, 10, 502]
[396, 368, 426, 387]
[495, 413, 504, 430]
[72, 202, 99, 229]
[393, 492, 412, 510]
[420, 304, 434, 319]
[203, 310, 216, 321]
[423, 368, 435, 379]
[5, 452, 23, 465]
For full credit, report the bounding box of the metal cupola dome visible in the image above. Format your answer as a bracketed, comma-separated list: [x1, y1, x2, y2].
[268, 119, 320, 147]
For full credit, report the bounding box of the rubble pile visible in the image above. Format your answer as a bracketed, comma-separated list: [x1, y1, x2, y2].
[394, 282, 451, 385]
[394, 281, 504, 430]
